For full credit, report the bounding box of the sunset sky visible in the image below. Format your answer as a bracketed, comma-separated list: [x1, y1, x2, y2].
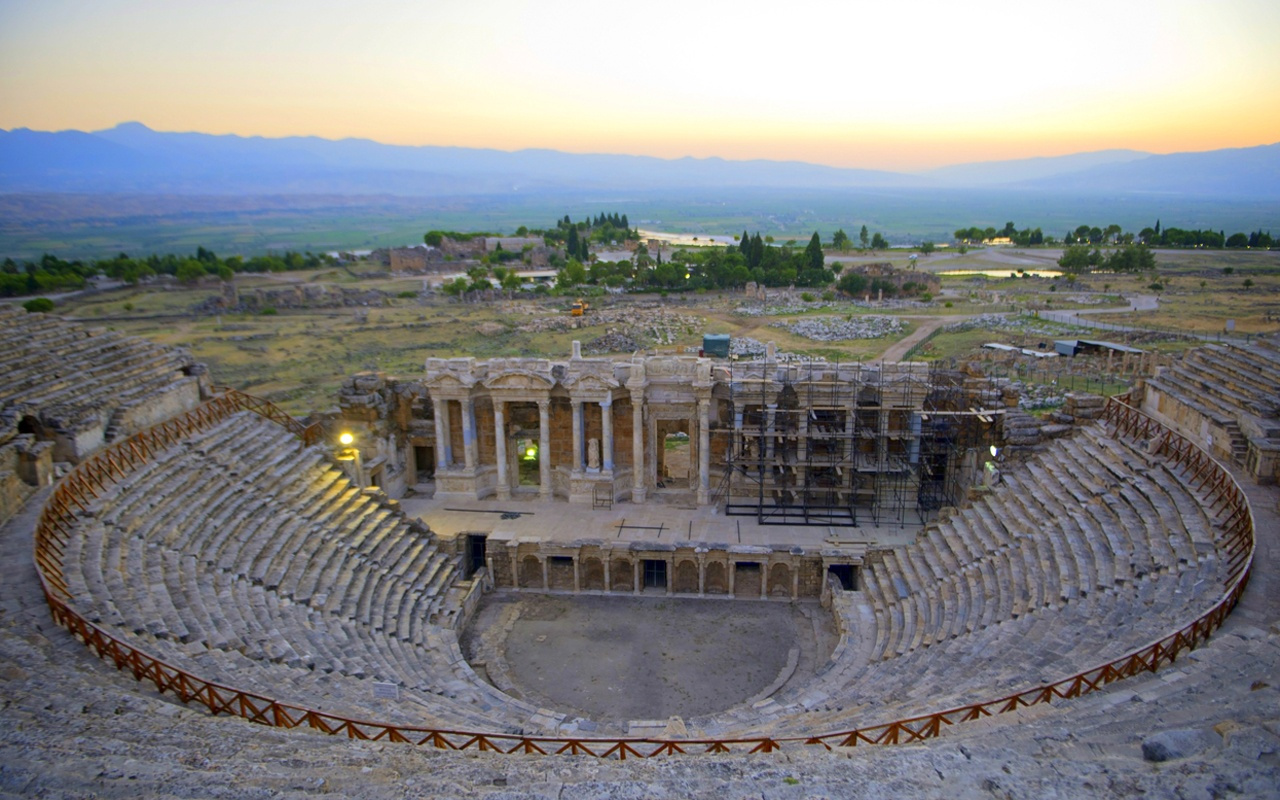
[2, 0, 1278, 172]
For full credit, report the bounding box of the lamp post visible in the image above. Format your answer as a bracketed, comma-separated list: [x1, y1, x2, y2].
[338, 431, 365, 488]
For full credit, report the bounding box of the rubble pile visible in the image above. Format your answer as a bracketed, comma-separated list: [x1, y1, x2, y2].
[582, 332, 642, 354]
[774, 315, 904, 341]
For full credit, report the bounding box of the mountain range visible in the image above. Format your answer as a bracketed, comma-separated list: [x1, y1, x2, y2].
[1, 122, 1278, 199]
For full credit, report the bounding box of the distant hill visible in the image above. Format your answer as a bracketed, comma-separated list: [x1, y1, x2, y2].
[0, 123, 919, 195]
[1018, 143, 1280, 198]
[1, 123, 1277, 198]
[921, 149, 1151, 186]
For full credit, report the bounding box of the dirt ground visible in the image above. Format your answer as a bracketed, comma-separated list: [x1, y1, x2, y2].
[462, 593, 834, 723]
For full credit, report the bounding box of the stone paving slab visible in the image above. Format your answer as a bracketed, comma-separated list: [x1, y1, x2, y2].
[399, 493, 918, 552]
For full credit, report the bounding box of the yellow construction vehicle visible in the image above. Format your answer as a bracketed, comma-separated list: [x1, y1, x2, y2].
[570, 298, 590, 317]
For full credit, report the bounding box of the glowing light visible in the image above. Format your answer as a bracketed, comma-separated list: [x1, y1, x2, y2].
[990, 445, 999, 457]
[339, 432, 354, 446]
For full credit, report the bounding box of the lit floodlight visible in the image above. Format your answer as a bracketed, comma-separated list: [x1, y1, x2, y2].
[989, 444, 999, 457]
[339, 432, 355, 446]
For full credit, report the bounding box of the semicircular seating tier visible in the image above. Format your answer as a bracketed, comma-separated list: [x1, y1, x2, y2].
[59, 410, 541, 733]
[55, 396, 1238, 739]
[679, 421, 1235, 739]
[0, 305, 205, 461]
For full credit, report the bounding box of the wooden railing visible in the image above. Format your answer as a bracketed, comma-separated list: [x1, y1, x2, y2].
[33, 392, 1254, 757]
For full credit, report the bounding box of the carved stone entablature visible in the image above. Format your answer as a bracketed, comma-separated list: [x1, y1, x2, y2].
[423, 357, 483, 392]
[562, 367, 621, 402]
[483, 369, 556, 397]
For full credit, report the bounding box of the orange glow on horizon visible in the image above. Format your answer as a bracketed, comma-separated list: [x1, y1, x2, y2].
[1, 0, 1278, 173]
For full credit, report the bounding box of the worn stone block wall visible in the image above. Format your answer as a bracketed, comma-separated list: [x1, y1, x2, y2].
[488, 549, 514, 588]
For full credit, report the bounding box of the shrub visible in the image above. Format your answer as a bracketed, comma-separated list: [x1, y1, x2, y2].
[259, 307, 277, 315]
[821, 290, 836, 302]
[397, 290, 417, 298]
[800, 291, 816, 302]
[23, 297, 54, 313]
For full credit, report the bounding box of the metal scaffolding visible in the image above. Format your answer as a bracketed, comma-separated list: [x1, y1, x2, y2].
[714, 357, 998, 527]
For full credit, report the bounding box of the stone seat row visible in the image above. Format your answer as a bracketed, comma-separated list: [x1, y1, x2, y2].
[0, 338, 182, 402]
[58, 412, 543, 732]
[713, 551, 1225, 740]
[85, 413, 460, 632]
[1181, 345, 1280, 415]
[856, 427, 1222, 665]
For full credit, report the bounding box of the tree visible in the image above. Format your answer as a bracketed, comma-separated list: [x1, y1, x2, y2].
[175, 259, 205, 284]
[919, 241, 936, 255]
[739, 230, 751, 257]
[1057, 245, 1093, 273]
[832, 228, 851, 251]
[1226, 233, 1250, 248]
[558, 258, 587, 288]
[565, 227, 580, 261]
[837, 272, 868, 296]
[804, 232, 824, 272]
[859, 225, 869, 249]
[870, 232, 888, 249]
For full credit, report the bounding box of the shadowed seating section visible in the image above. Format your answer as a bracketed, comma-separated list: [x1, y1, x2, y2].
[0, 305, 203, 459]
[1142, 338, 1280, 481]
[689, 423, 1234, 739]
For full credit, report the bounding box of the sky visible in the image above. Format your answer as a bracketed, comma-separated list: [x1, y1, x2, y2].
[2, 0, 1278, 172]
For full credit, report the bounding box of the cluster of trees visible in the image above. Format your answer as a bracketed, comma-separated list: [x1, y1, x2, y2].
[1137, 221, 1274, 249]
[1, 254, 96, 297]
[954, 222, 1045, 246]
[835, 272, 927, 299]
[1057, 244, 1156, 273]
[422, 230, 496, 247]
[1, 248, 331, 296]
[829, 225, 881, 251]
[1063, 224, 1127, 245]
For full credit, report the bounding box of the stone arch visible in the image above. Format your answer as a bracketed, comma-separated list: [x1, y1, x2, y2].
[518, 555, 542, 589]
[673, 559, 699, 594]
[704, 561, 727, 595]
[18, 415, 43, 437]
[733, 562, 762, 598]
[547, 556, 574, 591]
[581, 557, 605, 591]
[769, 563, 792, 597]
[610, 558, 633, 592]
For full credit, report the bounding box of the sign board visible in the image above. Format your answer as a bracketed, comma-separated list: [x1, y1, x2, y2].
[373, 682, 400, 701]
[1225, 319, 1236, 332]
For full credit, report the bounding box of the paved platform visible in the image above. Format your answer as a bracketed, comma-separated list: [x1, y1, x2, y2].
[399, 489, 923, 552]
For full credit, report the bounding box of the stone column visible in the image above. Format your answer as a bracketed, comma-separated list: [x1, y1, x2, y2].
[604, 557, 612, 592]
[665, 556, 674, 596]
[728, 561, 736, 596]
[697, 398, 711, 505]
[572, 556, 580, 593]
[792, 565, 800, 600]
[600, 397, 614, 472]
[540, 556, 549, 591]
[697, 554, 706, 597]
[571, 400, 584, 475]
[760, 563, 768, 600]
[433, 399, 451, 469]
[493, 400, 510, 500]
[538, 399, 552, 501]
[632, 559, 641, 595]
[631, 392, 646, 502]
[462, 397, 477, 472]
